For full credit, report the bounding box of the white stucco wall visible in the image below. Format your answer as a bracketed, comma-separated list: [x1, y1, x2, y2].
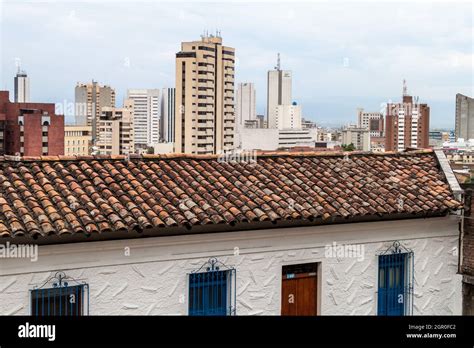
[0, 216, 462, 315]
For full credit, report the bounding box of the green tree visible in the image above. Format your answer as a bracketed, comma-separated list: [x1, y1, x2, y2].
[342, 143, 356, 151]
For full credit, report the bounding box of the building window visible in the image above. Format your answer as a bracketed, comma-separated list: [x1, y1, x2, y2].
[30, 271, 89, 316]
[377, 242, 414, 316]
[188, 258, 236, 316]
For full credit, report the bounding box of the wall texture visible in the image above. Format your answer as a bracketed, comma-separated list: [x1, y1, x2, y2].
[0, 216, 462, 315]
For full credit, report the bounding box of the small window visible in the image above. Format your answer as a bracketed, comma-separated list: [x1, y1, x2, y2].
[188, 258, 236, 316]
[377, 243, 414, 316]
[31, 285, 86, 316]
[30, 272, 89, 316]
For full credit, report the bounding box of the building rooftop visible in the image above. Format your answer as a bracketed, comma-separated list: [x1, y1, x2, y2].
[0, 150, 461, 245]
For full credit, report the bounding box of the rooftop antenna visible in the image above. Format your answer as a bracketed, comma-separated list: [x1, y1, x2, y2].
[275, 53, 281, 70]
[402, 79, 408, 96]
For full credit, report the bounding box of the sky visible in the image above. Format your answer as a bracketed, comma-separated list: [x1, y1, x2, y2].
[0, 0, 473, 128]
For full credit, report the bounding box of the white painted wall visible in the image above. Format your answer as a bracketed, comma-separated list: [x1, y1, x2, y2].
[0, 217, 462, 315]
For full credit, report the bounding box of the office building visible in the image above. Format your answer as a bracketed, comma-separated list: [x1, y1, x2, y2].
[236, 83, 256, 127]
[274, 103, 302, 130]
[14, 68, 30, 103]
[357, 108, 384, 137]
[267, 54, 292, 129]
[127, 89, 161, 148]
[97, 100, 134, 155]
[385, 81, 430, 152]
[455, 93, 474, 141]
[75, 81, 116, 141]
[161, 88, 176, 143]
[342, 126, 371, 151]
[64, 125, 92, 156]
[175, 34, 235, 154]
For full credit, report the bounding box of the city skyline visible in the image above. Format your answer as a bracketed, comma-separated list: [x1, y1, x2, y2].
[0, 1, 472, 128]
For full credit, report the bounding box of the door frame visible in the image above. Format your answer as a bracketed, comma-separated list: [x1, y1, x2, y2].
[280, 261, 321, 316]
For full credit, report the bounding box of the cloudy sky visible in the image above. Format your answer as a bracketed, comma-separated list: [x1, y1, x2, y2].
[0, 0, 472, 128]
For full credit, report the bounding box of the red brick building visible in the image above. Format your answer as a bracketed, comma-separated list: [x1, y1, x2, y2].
[0, 91, 64, 156]
[385, 94, 430, 152]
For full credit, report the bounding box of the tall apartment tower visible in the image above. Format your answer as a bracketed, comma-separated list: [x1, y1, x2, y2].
[127, 89, 161, 148]
[14, 68, 30, 103]
[267, 54, 292, 129]
[175, 34, 235, 154]
[161, 88, 176, 143]
[455, 93, 474, 141]
[236, 83, 256, 127]
[385, 81, 430, 152]
[75, 81, 116, 142]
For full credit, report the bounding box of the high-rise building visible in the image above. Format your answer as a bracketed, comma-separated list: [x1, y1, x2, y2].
[236, 83, 256, 127]
[161, 88, 176, 143]
[97, 99, 134, 155]
[385, 81, 430, 152]
[64, 125, 92, 156]
[14, 68, 30, 103]
[455, 93, 474, 141]
[267, 54, 292, 129]
[75, 81, 115, 141]
[357, 108, 384, 137]
[175, 34, 235, 154]
[127, 89, 161, 148]
[0, 91, 64, 156]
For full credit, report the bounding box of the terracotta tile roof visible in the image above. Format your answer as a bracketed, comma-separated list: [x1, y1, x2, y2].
[0, 150, 461, 243]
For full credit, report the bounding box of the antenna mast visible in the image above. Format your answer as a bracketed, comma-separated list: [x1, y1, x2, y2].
[276, 53, 281, 70]
[402, 79, 408, 96]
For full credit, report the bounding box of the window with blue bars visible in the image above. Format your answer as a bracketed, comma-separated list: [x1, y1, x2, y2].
[188, 258, 236, 316]
[30, 272, 89, 316]
[377, 242, 414, 316]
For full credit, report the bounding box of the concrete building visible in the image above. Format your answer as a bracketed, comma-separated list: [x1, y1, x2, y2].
[126, 89, 161, 149]
[357, 108, 384, 137]
[302, 118, 317, 129]
[275, 103, 302, 130]
[64, 125, 92, 156]
[97, 99, 134, 155]
[455, 93, 474, 141]
[161, 88, 176, 143]
[14, 68, 30, 103]
[75, 81, 116, 141]
[0, 150, 463, 316]
[175, 34, 235, 154]
[385, 81, 429, 152]
[0, 90, 64, 156]
[342, 126, 371, 151]
[236, 83, 256, 127]
[240, 128, 315, 151]
[153, 142, 174, 154]
[256, 114, 266, 128]
[267, 55, 292, 129]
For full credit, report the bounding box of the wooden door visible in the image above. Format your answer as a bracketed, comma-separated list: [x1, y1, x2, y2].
[281, 272, 317, 316]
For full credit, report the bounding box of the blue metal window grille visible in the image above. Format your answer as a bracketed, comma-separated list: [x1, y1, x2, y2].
[30, 271, 89, 316]
[377, 242, 414, 316]
[188, 258, 236, 316]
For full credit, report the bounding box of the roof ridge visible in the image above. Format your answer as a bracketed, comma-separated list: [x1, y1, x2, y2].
[0, 149, 434, 162]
